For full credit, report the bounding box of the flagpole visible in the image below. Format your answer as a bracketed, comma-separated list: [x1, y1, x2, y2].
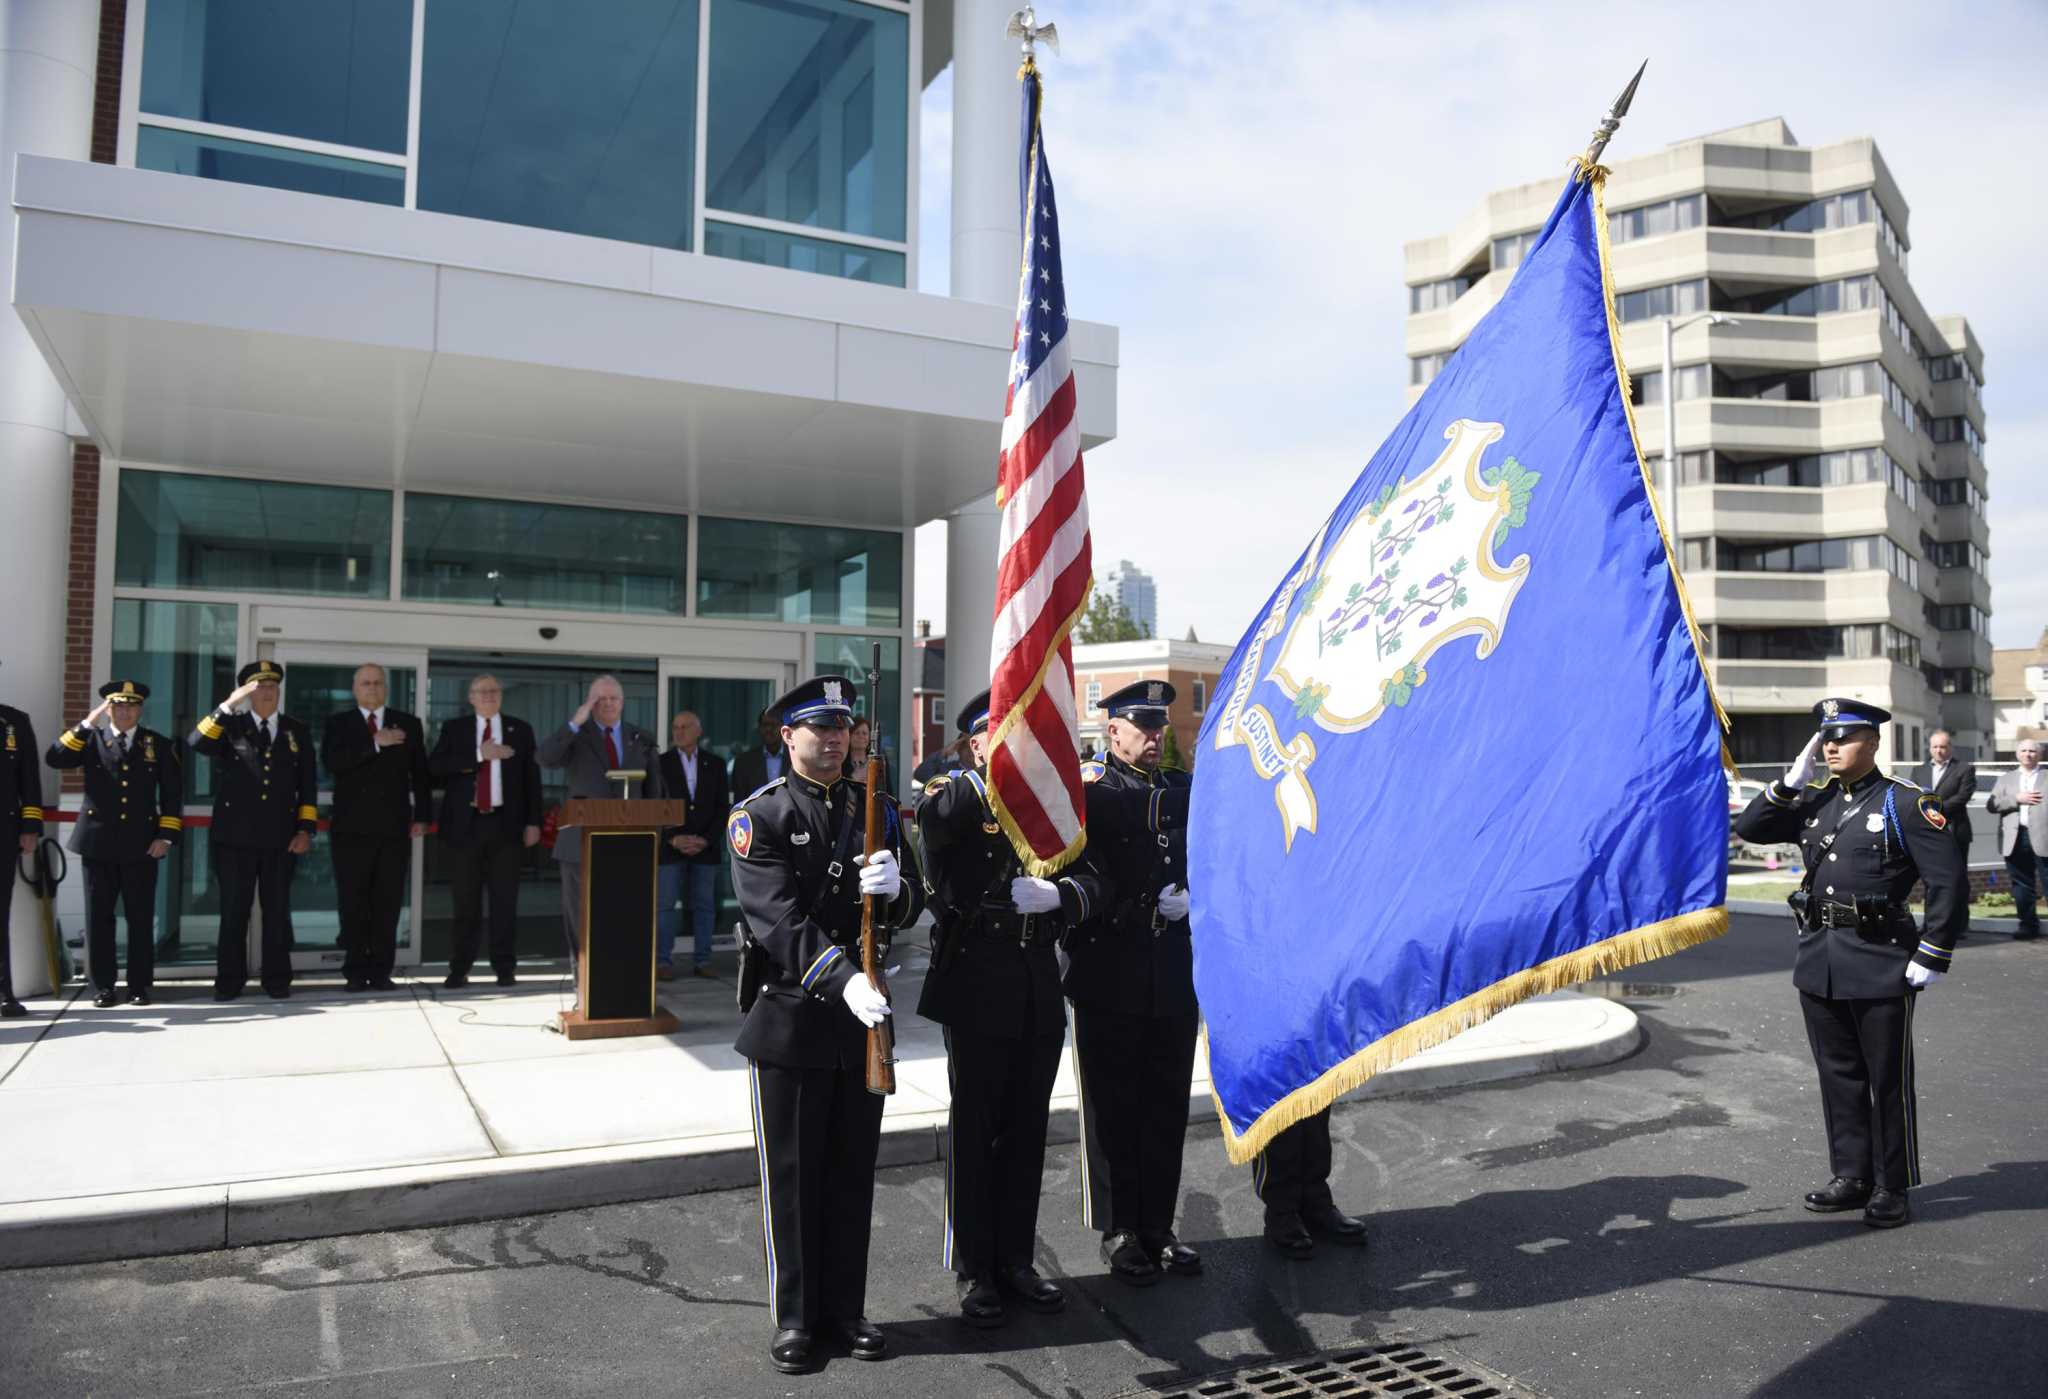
[1578, 59, 1648, 173]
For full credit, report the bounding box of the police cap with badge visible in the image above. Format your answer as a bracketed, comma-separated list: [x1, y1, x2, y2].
[1814, 696, 1890, 740]
[774, 675, 854, 730]
[1100, 679, 1174, 730]
[100, 679, 151, 705]
[956, 688, 992, 737]
[238, 660, 285, 687]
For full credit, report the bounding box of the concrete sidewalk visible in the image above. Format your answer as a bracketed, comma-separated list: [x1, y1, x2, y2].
[0, 937, 1640, 1270]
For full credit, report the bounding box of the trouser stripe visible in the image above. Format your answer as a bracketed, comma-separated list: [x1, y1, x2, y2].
[1070, 1002, 1098, 1230]
[1901, 993, 1920, 1186]
[942, 1026, 957, 1271]
[748, 1063, 777, 1305]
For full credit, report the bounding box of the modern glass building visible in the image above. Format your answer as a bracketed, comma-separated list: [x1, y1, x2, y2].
[2, 0, 1120, 981]
[1403, 119, 1990, 769]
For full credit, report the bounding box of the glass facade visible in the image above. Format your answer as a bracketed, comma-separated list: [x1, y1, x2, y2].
[813, 632, 901, 765]
[137, 126, 405, 206]
[705, 0, 908, 241]
[1490, 229, 1539, 271]
[1409, 351, 1450, 388]
[402, 494, 688, 615]
[1608, 194, 1703, 244]
[116, 472, 392, 597]
[704, 221, 906, 286]
[1721, 188, 1906, 268]
[1408, 275, 1470, 313]
[140, 0, 411, 152]
[697, 518, 902, 626]
[1715, 534, 1920, 588]
[417, 0, 701, 249]
[1616, 278, 1708, 324]
[1718, 623, 1920, 666]
[1711, 448, 1917, 506]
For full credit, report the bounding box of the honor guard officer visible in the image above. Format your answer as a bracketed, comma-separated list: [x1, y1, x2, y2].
[1058, 679, 1207, 1284]
[48, 681, 183, 1008]
[728, 676, 923, 1375]
[1735, 697, 1967, 1229]
[1, 692, 46, 1018]
[191, 662, 317, 1000]
[917, 689, 1071, 1328]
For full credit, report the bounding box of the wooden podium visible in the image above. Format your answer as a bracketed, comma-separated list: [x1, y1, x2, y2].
[558, 797, 687, 1041]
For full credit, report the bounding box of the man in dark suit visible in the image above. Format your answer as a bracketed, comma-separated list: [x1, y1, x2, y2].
[47, 680, 182, 1008]
[1913, 729, 1976, 855]
[728, 707, 787, 802]
[321, 663, 430, 992]
[2, 689, 46, 1018]
[536, 675, 663, 964]
[190, 661, 318, 1000]
[429, 673, 543, 989]
[658, 709, 729, 978]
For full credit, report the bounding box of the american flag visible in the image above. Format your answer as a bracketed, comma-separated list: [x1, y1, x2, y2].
[986, 64, 1091, 876]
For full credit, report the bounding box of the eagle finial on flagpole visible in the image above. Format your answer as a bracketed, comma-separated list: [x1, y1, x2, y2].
[1007, 6, 1059, 73]
[1578, 58, 1647, 175]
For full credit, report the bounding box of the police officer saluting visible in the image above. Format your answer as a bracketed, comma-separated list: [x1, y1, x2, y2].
[918, 689, 1071, 1327]
[47, 681, 183, 1007]
[1063, 680, 1204, 1283]
[1735, 698, 1966, 1228]
[191, 662, 317, 1000]
[729, 676, 922, 1375]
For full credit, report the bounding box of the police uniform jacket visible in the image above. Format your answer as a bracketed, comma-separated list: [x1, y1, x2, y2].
[1735, 769, 1967, 998]
[47, 723, 183, 861]
[914, 766, 1066, 1039]
[728, 770, 923, 1069]
[190, 710, 318, 850]
[1060, 753, 1196, 1018]
[1, 705, 45, 845]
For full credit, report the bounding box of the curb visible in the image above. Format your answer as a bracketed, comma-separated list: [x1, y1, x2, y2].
[0, 997, 1638, 1270]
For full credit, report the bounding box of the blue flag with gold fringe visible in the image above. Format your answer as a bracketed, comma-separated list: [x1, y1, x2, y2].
[1191, 162, 1729, 1163]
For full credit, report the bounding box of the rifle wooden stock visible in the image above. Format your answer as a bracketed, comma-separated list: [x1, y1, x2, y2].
[861, 641, 897, 1096]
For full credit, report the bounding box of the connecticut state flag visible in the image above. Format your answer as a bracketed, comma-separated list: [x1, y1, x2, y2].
[1192, 163, 1730, 1163]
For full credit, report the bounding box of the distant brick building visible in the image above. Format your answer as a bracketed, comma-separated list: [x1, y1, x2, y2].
[1071, 638, 1235, 765]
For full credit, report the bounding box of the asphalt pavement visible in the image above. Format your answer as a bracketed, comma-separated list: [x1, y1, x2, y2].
[1, 911, 2041, 1399]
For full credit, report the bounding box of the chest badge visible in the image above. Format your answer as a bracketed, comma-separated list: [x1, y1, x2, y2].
[142, 737, 156, 764]
[1865, 814, 1886, 833]
[288, 732, 300, 754]
[791, 831, 811, 846]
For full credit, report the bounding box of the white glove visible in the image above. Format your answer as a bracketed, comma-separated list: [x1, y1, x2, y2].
[1156, 883, 1190, 921]
[1904, 963, 1940, 990]
[841, 973, 892, 1027]
[1785, 731, 1824, 790]
[855, 849, 902, 900]
[1011, 876, 1061, 914]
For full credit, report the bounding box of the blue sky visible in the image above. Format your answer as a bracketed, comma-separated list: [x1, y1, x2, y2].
[910, 0, 2047, 655]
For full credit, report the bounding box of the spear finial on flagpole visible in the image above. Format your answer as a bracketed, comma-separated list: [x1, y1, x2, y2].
[1578, 59, 1647, 175]
[1007, 6, 1059, 75]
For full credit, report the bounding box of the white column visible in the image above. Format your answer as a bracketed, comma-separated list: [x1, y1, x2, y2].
[2, 0, 98, 994]
[943, 0, 1022, 704]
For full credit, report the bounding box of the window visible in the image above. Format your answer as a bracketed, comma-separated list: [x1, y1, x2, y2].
[1192, 679, 1207, 715]
[1490, 230, 1540, 270]
[930, 696, 945, 726]
[1923, 666, 1990, 695]
[1681, 537, 1715, 570]
[1719, 188, 1907, 269]
[1712, 448, 1916, 507]
[1607, 194, 1704, 244]
[704, 0, 909, 263]
[1926, 353, 1981, 397]
[814, 633, 900, 763]
[703, 222, 906, 286]
[417, 0, 701, 250]
[402, 495, 687, 614]
[116, 471, 391, 597]
[1408, 275, 1471, 313]
[1615, 278, 1709, 324]
[1725, 275, 1923, 356]
[1409, 351, 1450, 388]
[1929, 415, 1986, 455]
[1715, 534, 1917, 588]
[1085, 680, 1101, 710]
[1628, 364, 1711, 406]
[136, 0, 410, 203]
[696, 518, 902, 626]
[1926, 538, 1986, 571]
[1717, 624, 1918, 667]
[1927, 477, 1986, 516]
[1924, 603, 1990, 637]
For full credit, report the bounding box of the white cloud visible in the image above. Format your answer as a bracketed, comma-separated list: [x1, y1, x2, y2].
[915, 0, 2048, 656]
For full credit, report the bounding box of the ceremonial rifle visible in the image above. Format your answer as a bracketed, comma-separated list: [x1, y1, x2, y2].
[861, 641, 897, 1096]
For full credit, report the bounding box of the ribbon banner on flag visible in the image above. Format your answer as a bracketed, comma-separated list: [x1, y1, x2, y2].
[1192, 161, 1731, 1163]
[986, 59, 1092, 876]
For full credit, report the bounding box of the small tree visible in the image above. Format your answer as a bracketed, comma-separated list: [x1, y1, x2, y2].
[1160, 724, 1187, 770]
[1074, 586, 1152, 644]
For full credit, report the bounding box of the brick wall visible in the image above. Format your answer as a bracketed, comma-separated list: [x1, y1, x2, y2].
[61, 446, 103, 791]
[91, 1, 127, 164]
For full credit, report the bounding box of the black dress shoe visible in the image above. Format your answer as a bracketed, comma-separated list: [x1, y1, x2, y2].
[830, 1317, 887, 1360]
[265, 986, 292, 1001]
[495, 971, 517, 987]
[345, 978, 369, 992]
[93, 992, 119, 1009]
[2016, 926, 2041, 941]
[368, 977, 400, 992]
[998, 1264, 1066, 1312]
[1101, 1230, 1161, 1286]
[1143, 1234, 1204, 1275]
[1304, 1203, 1369, 1246]
[1265, 1218, 1315, 1259]
[957, 1275, 1006, 1328]
[768, 1327, 815, 1374]
[443, 972, 469, 990]
[1803, 1176, 1873, 1213]
[2, 996, 29, 1019]
[128, 991, 152, 1007]
[1864, 1189, 1910, 1229]
[212, 988, 241, 1002]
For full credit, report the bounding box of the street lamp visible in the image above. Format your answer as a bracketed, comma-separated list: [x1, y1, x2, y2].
[1660, 311, 1739, 554]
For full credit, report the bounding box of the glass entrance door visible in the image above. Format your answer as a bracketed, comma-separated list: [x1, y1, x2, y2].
[273, 645, 428, 972]
[659, 658, 788, 936]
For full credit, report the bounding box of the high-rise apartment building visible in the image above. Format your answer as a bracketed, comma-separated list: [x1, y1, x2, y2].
[1104, 558, 1158, 638]
[1404, 119, 1991, 766]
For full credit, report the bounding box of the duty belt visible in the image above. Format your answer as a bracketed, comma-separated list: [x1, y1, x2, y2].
[971, 906, 1059, 946]
[1812, 898, 1909, 934]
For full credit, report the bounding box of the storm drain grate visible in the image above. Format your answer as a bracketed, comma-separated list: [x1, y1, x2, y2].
[1113, 1342, 1544, 1399]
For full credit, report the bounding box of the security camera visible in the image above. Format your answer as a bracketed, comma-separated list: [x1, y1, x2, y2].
[539, 627, 559, 641]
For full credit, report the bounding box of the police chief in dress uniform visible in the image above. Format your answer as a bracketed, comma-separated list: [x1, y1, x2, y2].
[1057, 679, 1205, 1284]
[917, 689, 1071, 1327]
[1, 694, 46, 1018]
[1734, 697, 1967, 1229]
[47, 681, 183, 1008]
[321, 664, 431, 992]
[728, 676, 923, 1375]
[190, 662, 318, 1001]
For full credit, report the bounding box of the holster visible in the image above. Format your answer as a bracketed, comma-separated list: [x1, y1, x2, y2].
[736, 925, 770, 1014]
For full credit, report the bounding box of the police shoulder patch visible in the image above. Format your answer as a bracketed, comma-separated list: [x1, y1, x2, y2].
[727, 808, 755, 858]
[1917, 794, 1946, 831]
[1081, 760, 1106, 784]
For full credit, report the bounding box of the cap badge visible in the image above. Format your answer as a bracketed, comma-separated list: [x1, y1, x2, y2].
[1146, 682, 1164, 704]
[824, 680, 844, 706]
[1822, 699, 1840, 720]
